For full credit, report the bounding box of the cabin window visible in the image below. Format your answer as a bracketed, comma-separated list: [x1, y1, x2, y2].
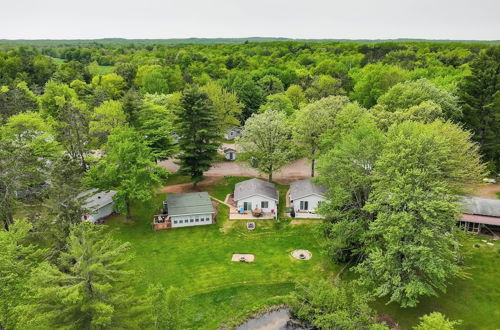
[261, 201, 269, 209]
[300, 201, 309, 210]
[195, 218, 199, 222]
[174, 220, 178, 224]
[190, 218, 194, 223]
[243, 202, 252, 211]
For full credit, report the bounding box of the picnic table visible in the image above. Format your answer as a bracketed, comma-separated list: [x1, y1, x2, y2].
[252, 209, 263, 217]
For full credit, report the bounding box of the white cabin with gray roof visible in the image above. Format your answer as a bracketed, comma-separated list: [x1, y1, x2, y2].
[289, 179, 327, 215]
[79, 189, 117, 223]
[155, 192, 215, 229]
[234, 178, 278, 214]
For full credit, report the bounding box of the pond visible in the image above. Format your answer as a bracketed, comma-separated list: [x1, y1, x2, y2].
[236, 308, 311, 330]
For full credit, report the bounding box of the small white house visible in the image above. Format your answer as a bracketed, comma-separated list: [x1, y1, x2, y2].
[289, 179, 327, 216]
[234, 178, 279, 214]
[224, 127, 243, 140]
[78, 189, 117, 223]
[162, 192, 215, 228]
[224, 147, 236, 161]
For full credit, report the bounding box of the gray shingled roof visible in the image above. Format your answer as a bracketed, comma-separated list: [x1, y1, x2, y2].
[77, 189, 117, 210]
[290, 178, 327, 200]
[462, 196, 500, 217]
[234, 178, 278, 201]
[166, 192, 215, 216]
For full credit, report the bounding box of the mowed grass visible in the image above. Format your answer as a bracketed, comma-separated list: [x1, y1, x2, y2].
[372, 235, 500, 329]
[106, 177, 336, 328]
[105, 176, 500, 329]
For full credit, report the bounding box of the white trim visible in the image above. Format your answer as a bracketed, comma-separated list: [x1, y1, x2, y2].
[170, 211, 215, 217]
[290, 192, 325, 201]
[234, 193, 278, 202]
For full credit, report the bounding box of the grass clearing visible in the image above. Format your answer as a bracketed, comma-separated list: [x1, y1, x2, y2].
[106, 176, 334, 328]
[106, 177, 500, 329]
[371, 234, 500, 329]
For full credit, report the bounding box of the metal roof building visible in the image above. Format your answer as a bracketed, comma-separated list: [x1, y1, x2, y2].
[165, 192, 215, 216]
[234, 178, 279, 201]
[290, 178, 327, 200]
[78, 188, 117, 211]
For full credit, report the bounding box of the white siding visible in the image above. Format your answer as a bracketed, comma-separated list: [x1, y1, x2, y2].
[291, 195, 325, 213]
[236, 195, 277, 213]
[170, 213, 213, 228]
[82, 203, 115, 223]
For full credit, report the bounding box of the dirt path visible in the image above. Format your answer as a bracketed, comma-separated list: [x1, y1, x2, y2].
[158, 157, 312, 185]
[469, 184, 500, 199]
[156, 176, 221, 194]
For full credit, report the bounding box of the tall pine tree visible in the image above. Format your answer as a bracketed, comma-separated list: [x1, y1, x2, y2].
[459, 46, 500, 172]
[175, 85, 220, 185]
[15, 222, 147, 329]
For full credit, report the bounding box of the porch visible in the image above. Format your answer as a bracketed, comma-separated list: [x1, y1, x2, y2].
[152, 214, 172, 231]
[224, 194, 277, 220]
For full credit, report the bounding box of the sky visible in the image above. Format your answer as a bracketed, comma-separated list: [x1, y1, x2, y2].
[1, 0, 499, 40]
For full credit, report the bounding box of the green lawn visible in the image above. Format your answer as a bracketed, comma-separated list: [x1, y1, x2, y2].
[106, 177, 500, 329]
[372, 235, 500, 329]
[106, 178, 335, 328]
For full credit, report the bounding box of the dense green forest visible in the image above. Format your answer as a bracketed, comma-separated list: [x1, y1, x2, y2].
[1, 40, 499, 329]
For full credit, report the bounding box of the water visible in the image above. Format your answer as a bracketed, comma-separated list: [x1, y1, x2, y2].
[235, 308, 310, 330]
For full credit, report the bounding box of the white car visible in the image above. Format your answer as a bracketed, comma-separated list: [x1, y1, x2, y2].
[483, 178, 497, 184]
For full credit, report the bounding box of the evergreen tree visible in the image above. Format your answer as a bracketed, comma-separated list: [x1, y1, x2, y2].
[0, 219, 44, 329]
[459, 46, 500, 172]
[175, 85, 220, 185]
[39, 155, 87, 259]
[16, 223, 147, 329]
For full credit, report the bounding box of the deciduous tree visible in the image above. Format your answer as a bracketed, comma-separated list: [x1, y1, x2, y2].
[293, 96, 353, 177]
[238, 110, 292, 182]
[86, 127, 168, 220]
[290, 280, 388, 330]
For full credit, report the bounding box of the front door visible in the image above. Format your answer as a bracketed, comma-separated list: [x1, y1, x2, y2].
[243, 202, 252, 211]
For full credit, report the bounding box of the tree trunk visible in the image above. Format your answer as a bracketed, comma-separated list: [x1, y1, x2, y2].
[268, 165, 273, 182]
[125, 200, 132, 221]
[311, 146, 316, 177]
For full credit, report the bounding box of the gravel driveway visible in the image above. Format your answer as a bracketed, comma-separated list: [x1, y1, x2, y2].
[158, 157, 312, 184]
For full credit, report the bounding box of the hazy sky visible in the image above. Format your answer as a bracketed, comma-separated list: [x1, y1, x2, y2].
[1, 0, 499, 40]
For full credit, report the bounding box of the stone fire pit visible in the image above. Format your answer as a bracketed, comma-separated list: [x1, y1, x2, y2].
[291, 249, 312, 260]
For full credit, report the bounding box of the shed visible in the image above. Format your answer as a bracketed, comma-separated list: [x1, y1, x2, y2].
[224, 127, 243, 140]
[78, 189, 117, 223]
[224, 147, 236, 161]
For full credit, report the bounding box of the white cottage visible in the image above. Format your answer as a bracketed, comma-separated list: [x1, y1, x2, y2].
[289, 179, 327, 216]
[79, 189, 117, 223]
[159, 192, 215, 229]
[234, 178, 279, 214]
